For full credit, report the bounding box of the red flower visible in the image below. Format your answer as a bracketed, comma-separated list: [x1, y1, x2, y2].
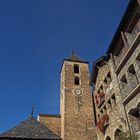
[96, 98, 99, 104]
[102, 113, 109, 123]
[100, 92, 105, 99]
[97, 113, 109, 133]
[97, 119, 104, 132]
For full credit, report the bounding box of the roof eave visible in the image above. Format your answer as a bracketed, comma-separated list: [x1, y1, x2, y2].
[106, 0, 137, 54]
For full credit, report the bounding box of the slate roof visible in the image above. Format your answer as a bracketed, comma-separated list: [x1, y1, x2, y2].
[64, 50, 89, 64]
[68, 50, 83, 61]
[0, 116, 61, 139]
[68, 51, 83, 61]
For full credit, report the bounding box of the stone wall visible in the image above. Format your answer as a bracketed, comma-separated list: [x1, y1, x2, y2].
[38, 114, 61, 136]
[117, 36, 140, 136]
[60, 60, 97, 140]
[93, 59, 128, 140]
[118, 43, 140, 100]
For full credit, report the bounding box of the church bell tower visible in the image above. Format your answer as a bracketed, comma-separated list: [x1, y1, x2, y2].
[60, 51, 97, 140]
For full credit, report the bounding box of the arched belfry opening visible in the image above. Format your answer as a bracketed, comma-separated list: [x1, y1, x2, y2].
[74, 64, 79, 73]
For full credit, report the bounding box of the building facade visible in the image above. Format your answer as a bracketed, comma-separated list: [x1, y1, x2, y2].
[39, 1, 140, 140]
[91, 0, 140, 140]
[39, 52, 97, 140]
[91, 56, 129, 140]
[1, 0, 139, 140]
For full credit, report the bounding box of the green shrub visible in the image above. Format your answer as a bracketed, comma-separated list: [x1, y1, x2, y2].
[118, 132, 138, 140]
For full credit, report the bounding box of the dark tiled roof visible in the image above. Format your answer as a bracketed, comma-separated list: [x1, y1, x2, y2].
[64, 50, 89, 64]
[0, 116, 61, 139]
[60, 51, 89, 73]
[68, 50, 83, 61]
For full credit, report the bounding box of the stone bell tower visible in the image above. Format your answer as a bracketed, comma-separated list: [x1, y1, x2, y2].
[60, 51, 97, 140]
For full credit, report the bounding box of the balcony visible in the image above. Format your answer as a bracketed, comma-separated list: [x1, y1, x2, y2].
[97, 113, 109, 134]
[105, 82, 113, 95]
[126, 32, 139, 46]
[115, 32, 140, 74]
[114, 46, 126, 68]
[125, 21, 140, 46]
[129, 108, 140, 134]
[122, 77, 138, 99]
[97, 92, 105, 108]
[121, 64, 140, 102]
[123, 83, 140, 105]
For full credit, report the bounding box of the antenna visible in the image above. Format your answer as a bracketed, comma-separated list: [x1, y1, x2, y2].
[31, 105, 35, 117]
[71, 49, 75, 55]
[71, 45, 76, 56]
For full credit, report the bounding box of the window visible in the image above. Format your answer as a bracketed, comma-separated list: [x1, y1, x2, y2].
[74, 64, 79, 73]
[133, 111, 140, 118]
[120, 74, 127, 83]
[106, 136, 111, 140]
[103, 105, 107, 113]
[107, 72, 111, 85]
[129, 108, 140, 133]
[128, 64, 136, 74]
[100, 85, 103, 90]
[111, 94, 116, 108]
[120, 74, 128, 89]
[75, 76, 80, 85]
[103, 105, 107, 111]
[136, 53, 140, 61]
[114, 129, 121, 140]
[107, 99, 112, 111]
[103, 78, 108, 92]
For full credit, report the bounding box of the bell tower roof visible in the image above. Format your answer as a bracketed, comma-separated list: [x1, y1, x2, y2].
[68, 50, 82, 61]
[60, 50, 89, 73]
[64, 50, 89, 64]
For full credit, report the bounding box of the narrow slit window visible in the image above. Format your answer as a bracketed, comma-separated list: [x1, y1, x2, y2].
[100, 85, 103, 90]
[107, 99, 112, 110]
[107, 72, 112, 85]
[101, 110, 103, 113]
[111, 94, 116, 107]
[74, 64, 79, 73]
[104, 105, 106, 110]
[75, 76, 80, 85]
[104, 78, 107, 84]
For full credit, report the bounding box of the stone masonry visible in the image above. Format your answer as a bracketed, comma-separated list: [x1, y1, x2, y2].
[91, 0, 140, 140]
[60, 58, 97, 140]
[38, 0, 140, 140]
[91, 57, 129, 140]
[38, 114, 61, 136]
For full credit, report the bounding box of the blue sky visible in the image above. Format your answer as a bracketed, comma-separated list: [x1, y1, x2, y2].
[0, 0, 128, 133]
